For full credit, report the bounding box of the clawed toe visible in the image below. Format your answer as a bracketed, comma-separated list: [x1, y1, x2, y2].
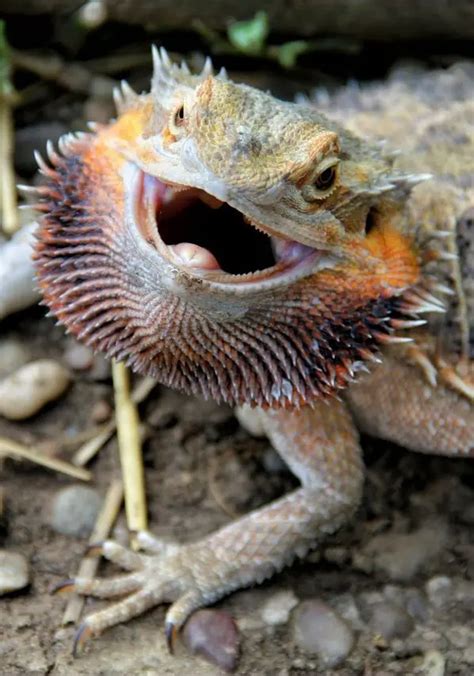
[55, 535, 222, 656]
[52, 573, 143, 599]
[165, 620, 178, 654]
[51, 578, 76, 595]
[73, 622, 93, 657]
[84, 541, 104, 557]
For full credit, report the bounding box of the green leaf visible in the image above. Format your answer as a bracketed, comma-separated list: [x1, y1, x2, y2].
[227, 11, 269, 56]
[275, 40, 313, 69]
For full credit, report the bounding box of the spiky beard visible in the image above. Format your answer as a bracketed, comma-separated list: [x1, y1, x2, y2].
[33, 134, 442, 409]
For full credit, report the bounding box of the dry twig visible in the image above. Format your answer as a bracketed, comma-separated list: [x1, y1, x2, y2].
[112, 361, 147, 547]
[72, 376, 156, 467]
[0, 436, 91, 481]
[62, 479, 124, 624]
[0, 23, 18, 235]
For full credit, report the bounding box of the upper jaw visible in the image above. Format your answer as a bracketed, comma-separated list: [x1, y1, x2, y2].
[124, 160, 340, 294]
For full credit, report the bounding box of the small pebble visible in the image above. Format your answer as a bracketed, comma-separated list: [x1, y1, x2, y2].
[182, 609, 240, 673]
[367, 601, 414, 640]
[261, 590, 298, 626]
[49, 485, 101, 537]
[425, 576, 452, 608]
[353, 521, 448, 581]
[0, 339, 30, 379]
[0, 550, 29, 594]
[293, 599, 354, 667]
[404, 589, 430, 623]
[91, 399, 112, 423]
[64, 340, 94, 371]
[0, 359, 71, 420]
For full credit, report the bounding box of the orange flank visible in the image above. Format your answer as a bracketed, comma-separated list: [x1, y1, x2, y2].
[364, 220, 420, 291]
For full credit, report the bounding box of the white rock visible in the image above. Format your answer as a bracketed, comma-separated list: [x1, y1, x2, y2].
[49, 485, 101, 537]
[0, 550, 30, 594]
[0, 359, 71, 419]
[0, 222, 40, 321]
[261, 590, 299, 625]
[293, 599, 355, 667]
[425, 576, 452, 608]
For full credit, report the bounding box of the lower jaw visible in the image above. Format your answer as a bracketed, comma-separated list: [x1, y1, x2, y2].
[135, 166, 332, 291]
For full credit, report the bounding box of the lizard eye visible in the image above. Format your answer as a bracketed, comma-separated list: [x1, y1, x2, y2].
[314, 165, 337, 190]
[174, 105, 185, 126]
[301, 161, 339, 202]
[169, 104, 186, 136]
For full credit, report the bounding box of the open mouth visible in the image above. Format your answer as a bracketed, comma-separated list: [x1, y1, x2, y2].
[133, 167, 328, 287]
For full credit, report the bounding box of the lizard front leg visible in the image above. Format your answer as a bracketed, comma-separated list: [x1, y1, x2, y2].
[59, 399, 363, 651]
[346, 352, 474, 457]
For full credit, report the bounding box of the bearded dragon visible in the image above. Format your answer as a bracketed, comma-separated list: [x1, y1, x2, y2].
[33, 49, 474, 654]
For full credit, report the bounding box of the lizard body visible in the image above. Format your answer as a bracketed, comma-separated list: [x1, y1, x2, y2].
[33, 52, 473, 655]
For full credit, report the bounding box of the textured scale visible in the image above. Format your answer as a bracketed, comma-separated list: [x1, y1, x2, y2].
[34, 55, 433, 408]
[33, 54, 473, 660]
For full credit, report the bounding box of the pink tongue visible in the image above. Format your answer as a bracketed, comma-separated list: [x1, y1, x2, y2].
[169, 242, 221, 270]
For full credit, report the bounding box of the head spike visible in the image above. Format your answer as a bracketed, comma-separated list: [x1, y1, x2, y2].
[180, 60, 191, 75]
[151, 44, 161, 74]
[121, 80, 137, 100]
[113, 86, 123, 113]
[201, 56, 214, 78]
[159, 46, 172, 71]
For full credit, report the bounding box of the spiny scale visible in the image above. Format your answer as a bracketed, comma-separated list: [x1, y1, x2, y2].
[31, 77, 446, 409]
[151, 45, 227, 100]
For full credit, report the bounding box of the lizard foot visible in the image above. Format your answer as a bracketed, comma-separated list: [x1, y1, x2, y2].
[57, 533, 226, 655]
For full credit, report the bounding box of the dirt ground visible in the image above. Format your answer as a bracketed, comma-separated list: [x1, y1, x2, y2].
[1, 306, 474, 675]
[1, 14, 474, 674]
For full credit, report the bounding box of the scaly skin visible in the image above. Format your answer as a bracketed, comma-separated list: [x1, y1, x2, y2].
[34, 52, 472, 655]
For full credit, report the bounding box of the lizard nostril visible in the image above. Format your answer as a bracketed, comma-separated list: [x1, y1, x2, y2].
[365, 208, 378, 236]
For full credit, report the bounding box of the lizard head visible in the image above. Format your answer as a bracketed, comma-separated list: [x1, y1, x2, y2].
[34, 49, 436, 408]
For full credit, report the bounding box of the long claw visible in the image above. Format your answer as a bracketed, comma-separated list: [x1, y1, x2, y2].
[50, 578, 76, 595]
[165, 620, 178, 654]
[73, 622, 93, 657]
[85, 541, 104, 557]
